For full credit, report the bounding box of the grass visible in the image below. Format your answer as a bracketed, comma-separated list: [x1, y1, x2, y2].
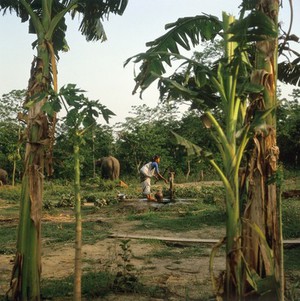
[282, 198, 300, 239]
[0, 185, 21, 203]
[127, 200, 226, 232]
[41, 271, 113, 299]
[0, 176, 299, 300]
[42, 220, 111, 245]
[147, 243, 212, 259]
[0, 224, 17, 254]
[0, 220, 111, 254]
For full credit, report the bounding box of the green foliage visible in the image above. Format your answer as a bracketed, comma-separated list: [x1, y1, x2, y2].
[43, 183, 73, 208]
[42, 221, 110, 246]
[0, 224, 17, 254]
[50, 86, 116, 179]
[128, 202, 226, 232]
[124, 15, 223, 96]
[1, 86, 297, 183]
[41, 271, 113, 299]
[55, 193, 75, 208]
[112, 240, 141, 293]
[277, 90, 300, 168]
[124, 8, 288, 299]
[115, 103, 180, 175]
[228, 11, 278, 42]
[282, 199, 300, 239]
[0, 1, 129, 299]
[148, 243, 212, 260]
[0, 185, 21, 203]
[47, 84, 115, 127]
[0, 90, 26, 123]
[0, 180, 299, 299]
[0, 90, 26, 176]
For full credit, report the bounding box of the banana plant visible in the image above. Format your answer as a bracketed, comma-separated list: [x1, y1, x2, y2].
[0, 1, 127, 299]
[45, 84, 115, 300]
[238, 1, 284, 300]
[126, 8, 278, 301]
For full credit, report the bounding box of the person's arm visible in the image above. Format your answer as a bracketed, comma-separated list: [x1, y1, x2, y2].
[157, 172, 168, 184]
[152, 162, 168, 183]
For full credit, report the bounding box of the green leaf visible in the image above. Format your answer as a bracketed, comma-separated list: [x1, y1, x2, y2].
[125, 15, 222, 96]
[82, 115, 95, 128]
[160, 76, 199, 97]
[74, 0, 128, 42]
[251, 106, 276, 129]
[170, 130, 212, 159]
[24, 92, 47, 108]
[228, 11, 278, 43]
[100, 107, 115, 124]
[278, 57, 300, 87]
[65, 108, 78, 127]
[42, 102, 55, 117]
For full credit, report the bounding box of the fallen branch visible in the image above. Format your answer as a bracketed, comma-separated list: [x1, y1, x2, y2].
[109, 233, 300, 246]
[109, 233, 218, 243]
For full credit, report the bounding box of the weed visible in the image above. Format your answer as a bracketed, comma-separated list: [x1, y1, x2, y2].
[83, 194, 97, 203]
[43, 199, 54, 210]
[110, 239, 142, 293]
[285, 274, 300, 301]
[56, 193, 75, 208]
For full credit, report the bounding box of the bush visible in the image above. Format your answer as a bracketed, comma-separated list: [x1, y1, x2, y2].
[0, 185, 21, 203]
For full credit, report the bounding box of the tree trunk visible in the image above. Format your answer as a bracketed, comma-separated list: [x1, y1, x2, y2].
[242, 0, 283, 299]
[186, 160, 191, 181]
[8, 47, 51, 300]
[73, 139, 82, 301]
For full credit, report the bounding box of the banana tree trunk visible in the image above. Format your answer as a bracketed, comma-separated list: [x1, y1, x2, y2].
[243, 0, 283, 299]
[225, 187, 242, 301]
[9, 44, 51, 300]
[73, 139, 82, 301]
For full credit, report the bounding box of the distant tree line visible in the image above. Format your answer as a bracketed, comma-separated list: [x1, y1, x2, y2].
[0, 88, 299, 183]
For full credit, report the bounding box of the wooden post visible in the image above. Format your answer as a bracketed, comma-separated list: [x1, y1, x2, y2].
[169, 171, 175, 201]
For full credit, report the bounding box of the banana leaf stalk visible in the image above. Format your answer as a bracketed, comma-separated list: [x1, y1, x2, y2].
[206, 13, 247, 300]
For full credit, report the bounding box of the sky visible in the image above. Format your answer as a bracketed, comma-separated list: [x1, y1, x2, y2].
[0, 0, 299, 125]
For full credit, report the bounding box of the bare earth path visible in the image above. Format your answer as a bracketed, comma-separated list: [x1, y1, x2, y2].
[0, 195, 226, 300]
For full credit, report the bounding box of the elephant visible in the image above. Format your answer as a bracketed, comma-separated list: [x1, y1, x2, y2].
[96, 156, 120, 180]
[0, 168, 8, 185]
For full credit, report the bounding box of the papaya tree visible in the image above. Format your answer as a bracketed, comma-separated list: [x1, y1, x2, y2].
[46, 84, 114, 300]
[125, 2, 291, 299]
[0, 1, 128, 300]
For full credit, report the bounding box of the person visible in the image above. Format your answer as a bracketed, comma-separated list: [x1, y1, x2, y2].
[140, 155, 168, 201]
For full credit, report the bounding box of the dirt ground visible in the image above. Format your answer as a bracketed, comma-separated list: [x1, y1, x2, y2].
[2, 179, 298, 300]
[0, 187, 226, 301]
